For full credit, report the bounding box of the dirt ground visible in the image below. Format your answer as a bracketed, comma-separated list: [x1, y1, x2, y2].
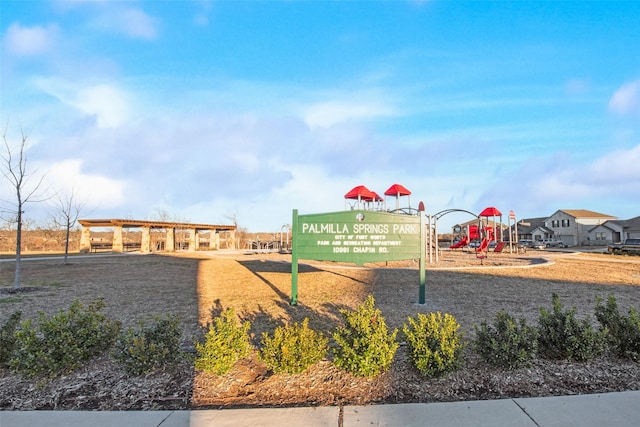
[1, 248, 639, 410]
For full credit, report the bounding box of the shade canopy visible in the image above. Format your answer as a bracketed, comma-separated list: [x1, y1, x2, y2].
[368, 192, 384, 202]
[344, 185, 376, 200]
[479, 207, 502, 217]
[384, 183, 411, 210]
[384, 183, 412, 197]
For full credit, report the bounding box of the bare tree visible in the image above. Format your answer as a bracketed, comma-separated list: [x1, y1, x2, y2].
[50, 188, 88, 264]
[1, 124, 47, 288]
[152, 208, 173, 223]
[224, 210, 244, 249]
[151, 208, 191, 250]
[152, 207, 189, 223]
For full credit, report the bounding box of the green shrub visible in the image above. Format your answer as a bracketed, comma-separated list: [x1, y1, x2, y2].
[332, 295, 398, 377]
[474, 310, 538, 369]
[537, 293, 606, 362]
[403, 312, 464, 377]
[595, 295, 640, 361]
[0, 311, 22, 367]
[260, 318, 328, 374]
[194, 308, 252, 375]
[111, 314, 182, 376]
[10, 300, 121, 378]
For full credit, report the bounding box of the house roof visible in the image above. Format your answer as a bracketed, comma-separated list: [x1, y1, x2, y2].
[588, 223, 617, 233]
[601, 215, 640, 232]
[559, 209, 616, 219]
[512, 217, 553, 235]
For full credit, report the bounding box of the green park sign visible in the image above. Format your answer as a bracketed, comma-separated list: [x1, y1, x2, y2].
[291, 209, 426, 305]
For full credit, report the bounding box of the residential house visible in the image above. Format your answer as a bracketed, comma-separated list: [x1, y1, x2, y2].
[510, 217, 551, 242]
[589, 216, 640, 243]
[544, 210, 616, 246]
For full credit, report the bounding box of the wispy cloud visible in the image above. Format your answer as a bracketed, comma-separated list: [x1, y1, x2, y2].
[44, 159, 127, 208]
[88, 6, 159, 40]
[477, 144, 640, 217]
[3, 23, 59, 56]
[303, 100, 396, 129]
[609, 80, 640, 115]
[118, 7, 159, 40]
[34, 78, 132, 128]
[564, 78, 591, 96]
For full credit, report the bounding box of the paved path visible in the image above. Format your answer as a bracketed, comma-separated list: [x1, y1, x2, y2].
[2, 391, 639, 427]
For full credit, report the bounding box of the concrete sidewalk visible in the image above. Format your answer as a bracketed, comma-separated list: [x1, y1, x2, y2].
[2, 391, 639, 427]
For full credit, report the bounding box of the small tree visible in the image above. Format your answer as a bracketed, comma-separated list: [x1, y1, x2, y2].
[332, 295, 399, 377]
[50, 188, 87, 264]
[538, 293, 606, 362]
[1, 124, 47, 288]
[474, 310, 538, 369]
[403, 312, 465, 377]
[194, 308, 252, 375]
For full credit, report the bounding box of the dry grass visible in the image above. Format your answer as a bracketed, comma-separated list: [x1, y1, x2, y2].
[1, 249, 639, 409]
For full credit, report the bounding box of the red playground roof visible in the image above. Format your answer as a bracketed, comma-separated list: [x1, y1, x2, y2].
[384, 183, 411, 196]
[369, 192, 384, 202]
[479, 207, 502, 217]
[344, 185, 376, 200]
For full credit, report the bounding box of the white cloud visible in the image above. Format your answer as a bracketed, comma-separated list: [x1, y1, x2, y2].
[193, 0, 213, 27]
[4, 23, 58, 56]
[303, 100, 396, 130]
[119, 8, 158, 40]
[44, 159, 128, 207]
[588, 144, 640, 183]
[477, 144, 640, 221]
[76, 84, 132, 128]
[564, 78, 590, 96]
[608, 80, 640, 115]
[87, 6, 158, 40]
[34, 78, 132, 128]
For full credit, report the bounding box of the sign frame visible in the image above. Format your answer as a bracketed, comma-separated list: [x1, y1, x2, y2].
[291, 209, 426, 305]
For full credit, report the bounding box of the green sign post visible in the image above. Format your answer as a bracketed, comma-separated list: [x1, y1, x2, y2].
[291, 209, 426, 305]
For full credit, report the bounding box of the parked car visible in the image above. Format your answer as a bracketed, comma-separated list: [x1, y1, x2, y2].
[607, 238, 640, 255]
[518, 239, 534, 248]
[468, 240, 480, 248]
[531, 241, 546, 250]
[541, 238, 566, 248]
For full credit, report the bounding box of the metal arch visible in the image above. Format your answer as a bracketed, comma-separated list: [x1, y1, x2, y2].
[387, 207, 421, 216]
[433, 208, 479, 221]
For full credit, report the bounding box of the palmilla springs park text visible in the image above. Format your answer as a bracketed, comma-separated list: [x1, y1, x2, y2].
[301, 222, 419, 254]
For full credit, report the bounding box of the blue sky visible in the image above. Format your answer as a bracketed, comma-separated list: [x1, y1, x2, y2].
[2, 0, 639, 232]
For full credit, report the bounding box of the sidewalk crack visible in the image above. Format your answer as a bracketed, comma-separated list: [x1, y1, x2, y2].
[157, 410, 174, 426]
[513, 399, 541, 427]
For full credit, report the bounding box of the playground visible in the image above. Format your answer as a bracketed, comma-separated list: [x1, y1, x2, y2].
[341, 183, 525, 266]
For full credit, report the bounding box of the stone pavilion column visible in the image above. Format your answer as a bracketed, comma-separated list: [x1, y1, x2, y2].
[188, 228, 197, 251]
[112, 225, 123, 252]
[141, 226, 151, 253]
[166, 227, 175, 252]
[79, 226, 92, 253]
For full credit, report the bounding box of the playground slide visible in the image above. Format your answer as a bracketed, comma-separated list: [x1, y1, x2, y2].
[476, 238, 489, 252]
[450, 237, 469, 249]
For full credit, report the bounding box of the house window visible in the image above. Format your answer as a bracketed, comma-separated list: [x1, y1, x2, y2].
[561, 219, 570, 227]
[551, 220, 559, 227]
[595, 231, 606, 240]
